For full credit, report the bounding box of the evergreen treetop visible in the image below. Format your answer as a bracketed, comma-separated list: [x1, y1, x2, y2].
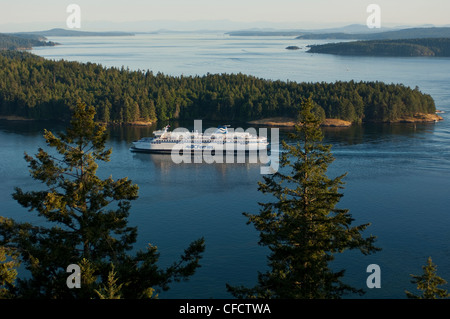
[406, 257, 450, 299]
[227, 97, 380, 299]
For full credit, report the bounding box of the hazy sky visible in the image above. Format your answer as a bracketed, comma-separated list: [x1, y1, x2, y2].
[1, 0, 450, 32]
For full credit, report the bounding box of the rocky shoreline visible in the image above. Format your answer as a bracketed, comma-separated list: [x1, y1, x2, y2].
[392, 112, 443, 123]
[247, 112, 444, 127]
[247, 117, 353, 127]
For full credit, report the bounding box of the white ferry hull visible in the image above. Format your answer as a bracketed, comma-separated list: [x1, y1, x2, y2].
[130, 142, 269, 154]
[130, 125, 269, 154]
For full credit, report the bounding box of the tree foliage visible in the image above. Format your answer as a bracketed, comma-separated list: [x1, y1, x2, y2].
[0, 245, 20, 299]
[405, 257, 450, 299]
[227, 98, 380, 299]
[0, 102, 205, 298]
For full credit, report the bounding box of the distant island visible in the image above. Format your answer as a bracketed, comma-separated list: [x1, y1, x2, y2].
[307, 38, 450, 57]
[0, 50, 440, 126]
[285, 46, 300, 50]
[229, 26, 450, 58]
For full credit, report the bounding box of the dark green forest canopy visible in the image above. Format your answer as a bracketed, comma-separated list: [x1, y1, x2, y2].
[0, 33, 57, 50]
[0, 50, 436, 124]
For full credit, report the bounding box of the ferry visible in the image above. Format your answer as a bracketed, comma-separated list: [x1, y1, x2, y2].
[130, 125, 269, 154]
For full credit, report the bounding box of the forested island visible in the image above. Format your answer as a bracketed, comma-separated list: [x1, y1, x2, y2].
[307, 38, 450, 57]
[0, 50, 439, 125]
[0, 33, 57, 50]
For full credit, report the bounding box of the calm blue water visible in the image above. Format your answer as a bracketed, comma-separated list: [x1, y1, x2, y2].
[2, 33, 450, 299]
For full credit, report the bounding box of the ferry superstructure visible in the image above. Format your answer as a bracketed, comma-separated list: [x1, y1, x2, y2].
[130, 125, 269, 154]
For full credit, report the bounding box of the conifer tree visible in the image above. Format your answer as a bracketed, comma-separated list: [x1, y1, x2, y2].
[0, 102, 205, 298]
[405, 257, 449, 299]
[227, 97, 379, 299]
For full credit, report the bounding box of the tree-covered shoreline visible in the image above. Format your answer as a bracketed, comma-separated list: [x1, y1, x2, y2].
[308, 38, 450, 57]
[0, 50, 436, 125]
[0, 33, 57, 50]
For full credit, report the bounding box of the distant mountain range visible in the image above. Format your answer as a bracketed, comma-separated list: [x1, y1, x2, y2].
[227, 25, 450, 40]
[226, 24, 394, 36]
[1, 28, 136, 50]
[11, 28, 135, 37]
[5, 25, 450, 40]
[296, 27, 450, 40]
